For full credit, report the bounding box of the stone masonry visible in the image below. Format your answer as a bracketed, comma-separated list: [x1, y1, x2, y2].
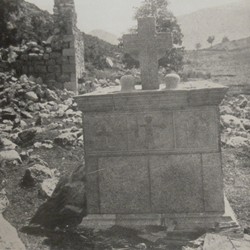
[53, 0, 85, 92]
[5, 0, 85, 93]
[75, 18, 240, 237]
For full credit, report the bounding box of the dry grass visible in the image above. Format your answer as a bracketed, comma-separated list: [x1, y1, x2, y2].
[183, 48, 250, 86]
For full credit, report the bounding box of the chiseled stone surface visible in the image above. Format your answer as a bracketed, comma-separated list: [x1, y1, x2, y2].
[76, 80, 231, 231]
[98, 156, 151, 214]
[123, 17, 172, 90]
[85, 157, 100, 214]
[150, 154, 204, 213]
[175, 108, 219, 150]
[202, 153, 225, 212]
[127, 112, 174, 151]
[84, 114, 127, 152]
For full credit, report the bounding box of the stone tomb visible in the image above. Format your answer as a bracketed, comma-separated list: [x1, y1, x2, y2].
[75, 18, 239, 234]
[75, 82, 239, 232]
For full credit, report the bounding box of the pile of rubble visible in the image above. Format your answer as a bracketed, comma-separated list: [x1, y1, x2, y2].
[0, 71, 85, 193]
[220, 94, 250, 151]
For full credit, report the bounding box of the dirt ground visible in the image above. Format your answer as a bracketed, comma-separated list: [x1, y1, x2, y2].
[1, 136, 249, 250]
[2, 48, 250, 249]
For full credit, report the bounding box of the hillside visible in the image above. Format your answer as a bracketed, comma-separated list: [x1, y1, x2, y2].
[178, 0, 250, 50]
[0, 0, 119, 70]
[89, 29, 119, 45]
[211, 36, 250, 51]
[183, 47, 250, 88]
[0, 0, 54, 46]
[83, 32, 120, 69]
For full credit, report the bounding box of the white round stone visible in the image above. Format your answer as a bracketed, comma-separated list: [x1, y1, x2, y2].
[164, 73, 180, 89]
[120, 75, 135, 92]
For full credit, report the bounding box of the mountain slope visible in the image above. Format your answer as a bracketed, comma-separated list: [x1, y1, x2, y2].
[0, 0, 54, 46]
[212, 36, 250, 51]
[178, 0, 250, 50]
[89, 29, 119, 45]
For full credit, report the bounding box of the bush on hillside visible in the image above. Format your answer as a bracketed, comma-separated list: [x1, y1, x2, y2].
[0, 0, 54, 47]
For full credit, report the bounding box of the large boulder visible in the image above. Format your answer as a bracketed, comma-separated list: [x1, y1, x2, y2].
[0, 150, 22, 164]
[40, 177, 59, 198]
[17, 128, 37, 145]
[0, 214, 26, 250]
[0, 138, 17, 150]
[22, 164, 53, 187]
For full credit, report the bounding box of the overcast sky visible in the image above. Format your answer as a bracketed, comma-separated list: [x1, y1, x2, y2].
[27, 0, 240, 36]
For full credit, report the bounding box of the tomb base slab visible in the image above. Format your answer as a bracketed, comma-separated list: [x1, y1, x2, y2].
[81, 197, 242, 240]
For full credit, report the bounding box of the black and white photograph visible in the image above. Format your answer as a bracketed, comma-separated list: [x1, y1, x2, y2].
[0, 0, 250, 249]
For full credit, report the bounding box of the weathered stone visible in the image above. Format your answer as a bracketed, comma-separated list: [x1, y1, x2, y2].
[75, 80, 239, 232]
[123, 17, 172, 90]
[20, 111, 33, 119]
[17, 128, 37, 145]
[19, 74, 29, 84]
[105, 57, 114, 68]
[175, 108, 219, 150]
[35, 77, 43, 85]
[22, 164, 53, 187]
[242, 119, 250, 130]
[120, 75, 135, 92]
[115, 79, 121, 85]
[1, 107, 17, 121]
[27, 41, 38, 47]
[54, 132, 77, 146]
[220, 106, 235, 115]
[202, 153, 224, 212]
[65, 108, 76, 117]
[0, 189, 9, 213]
[203, 234, 235, 250]
[45, 89, 59, 102]
[62, 63, 76, 73]
[40, 177, 59, 198]
[221, 115, 245, 130]
[62, 48, 75, 56]
[164, 73, 180, 89]
[34, 141, 53, 149]
[28, 155, 48, 167]
[43, 53, 50, 60]
[227, 136, 249, 148]
[99, 156, 150, 213]
[150, 154, 203, 213]
[0, 150, 22, 164]
[0, 138, 17, 150]
[0, 214, 26, 250]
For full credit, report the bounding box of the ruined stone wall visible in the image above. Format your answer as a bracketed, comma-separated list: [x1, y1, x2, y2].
[75, 30, 85, 84]
[0, 0, 84, 93]
[53, 0, 85, 92]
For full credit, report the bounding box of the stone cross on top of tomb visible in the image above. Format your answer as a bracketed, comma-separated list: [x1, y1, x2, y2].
[122, 17, 173, 90]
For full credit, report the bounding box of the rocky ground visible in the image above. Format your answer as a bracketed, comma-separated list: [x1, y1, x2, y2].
[1, 71, 250, 249]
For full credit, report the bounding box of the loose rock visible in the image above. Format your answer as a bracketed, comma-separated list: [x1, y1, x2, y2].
[22, 164, 53, 187]
[0, 150, 22, 164]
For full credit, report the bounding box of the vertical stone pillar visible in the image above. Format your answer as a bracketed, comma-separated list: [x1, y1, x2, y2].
[53, 0, 84, 93]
